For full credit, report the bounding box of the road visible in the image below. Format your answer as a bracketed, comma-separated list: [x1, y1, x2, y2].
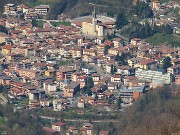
[0, 94, 8, 105]
[39, 116, 120, 123]
[115, 33, 129, 41]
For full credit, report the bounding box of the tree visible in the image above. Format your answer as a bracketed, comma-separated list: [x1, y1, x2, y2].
[110, 64, 114, 75]
[0, 25, 8, 34]
[135, 1, 153, 19]
[162, 56, 172, 69]
[87, 77, 94, 88]
[116, 11, 128, 29]
[117, 97, 123, 110]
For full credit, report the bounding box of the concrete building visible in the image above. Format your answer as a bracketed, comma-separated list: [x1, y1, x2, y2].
[52, 122, 66, 132]
[4, 4, 16, 15]
[28, 90, 45, 100]
[136, 69, 173, 84]
[35, 5, 49, 15]
[53, 99, 63, 111]
[120, 85, 145, 103]
[43, 82, 57, 92]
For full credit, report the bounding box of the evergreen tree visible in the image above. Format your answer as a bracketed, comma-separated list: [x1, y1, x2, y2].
[162, 56, 172, 69]
[116, 11, 128, 29]
[110, 64, 114, 75]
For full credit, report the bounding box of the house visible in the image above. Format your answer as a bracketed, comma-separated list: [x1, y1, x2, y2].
[43, 127, 58, 135]
[32, 76, 52, 88]
[130, 38, 141, 45]
[113, 38, 121, 47]
[52, 122, 66, 132]
[81, 127, 93, 135]
[81, 123, 93, 135]
[24, 13, 38, 20]
[68, 126, 78, 134]
[40, 99, 50, 107]
[0, 33, 10, 43]
[167, 65, 180, 75]
[56, 67, 76, 81]
[99, 130, 109, 135]
[175, 75, 180, 85]
[77, 76, 87, 89]
[45, 69, 55, 77]
[116, 66, 135, 76]
[53, 99, 66, 111]
[78, 99, 85, 109]
[128, 58, 157, 70]
[43, 82, 57, 93]
[0, 75, 11, 86]
[10, 87, 24, 98]
[18, 69, 38, 79]
[152, 0, 161, 10]
[92, 73, 100, 84]
[2, 44, 12, 55]
[111, 75, 121, 83]
[28, 90, 45, 100]
[4, 3, 16, 15]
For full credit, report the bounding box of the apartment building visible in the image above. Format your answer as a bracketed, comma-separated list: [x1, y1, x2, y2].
[35, 5, 49, 15]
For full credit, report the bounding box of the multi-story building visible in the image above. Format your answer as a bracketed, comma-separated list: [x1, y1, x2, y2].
[56, 67, 76, 81]
[136, 69, 173, 84]
[53, 99, 63, 111]
[4, 4, 16, 14]
[35, 5, 49, 15]
[52, 122, 66, 132]
[19, 69, 38, 79]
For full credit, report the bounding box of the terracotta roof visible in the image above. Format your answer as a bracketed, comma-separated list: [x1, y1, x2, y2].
[43, 127, 57, 134]
[99, 130, 109, 135]
[2, 45, 12, 50]
[53, 122, 66, 126]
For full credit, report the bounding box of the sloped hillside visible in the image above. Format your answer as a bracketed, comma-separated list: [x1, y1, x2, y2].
[119, 85, 180, 135]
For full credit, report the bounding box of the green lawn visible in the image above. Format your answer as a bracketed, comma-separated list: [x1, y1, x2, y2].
[0, 117, 7, 125]
[145, 33, 180, 47]
[36, 20, 45, 28]
[50, 22, 71, 27]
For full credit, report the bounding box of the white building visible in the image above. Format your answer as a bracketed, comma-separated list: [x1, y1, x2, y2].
[136, 69, 173, 84]
[43, 82, 57, 93]
[35, 5, 49, 15]
[53, 99, 63, 111]
[52, 122, 66, 132]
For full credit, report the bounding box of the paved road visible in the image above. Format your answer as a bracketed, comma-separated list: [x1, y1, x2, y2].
[40, 116, 120, 123]
[0, 94, 8, 104]
[115, 33, 129, 41]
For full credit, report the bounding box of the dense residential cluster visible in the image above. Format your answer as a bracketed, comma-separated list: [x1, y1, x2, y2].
[151, 0, 180, 33]
[0, 1, 179, 135]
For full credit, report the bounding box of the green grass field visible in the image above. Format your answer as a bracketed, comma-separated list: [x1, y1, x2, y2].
[145, 33, 180, 47]
[36, 20, 45, 28]
[50, 22, 71, 27]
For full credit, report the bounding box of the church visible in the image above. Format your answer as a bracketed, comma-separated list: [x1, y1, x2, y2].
[82, 8, 116, 37]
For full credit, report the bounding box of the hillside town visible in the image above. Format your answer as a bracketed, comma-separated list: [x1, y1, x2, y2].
[0, 0, 179, 135]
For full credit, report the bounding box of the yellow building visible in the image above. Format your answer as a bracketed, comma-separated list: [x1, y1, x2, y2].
[2, 44, 12, 55]
[45, 69, 55, 77]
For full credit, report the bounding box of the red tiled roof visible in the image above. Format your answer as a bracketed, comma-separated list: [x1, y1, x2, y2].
[43, 127, 57, 134]
[2, 44, 12, 50]
[53, 122, 66, 126]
